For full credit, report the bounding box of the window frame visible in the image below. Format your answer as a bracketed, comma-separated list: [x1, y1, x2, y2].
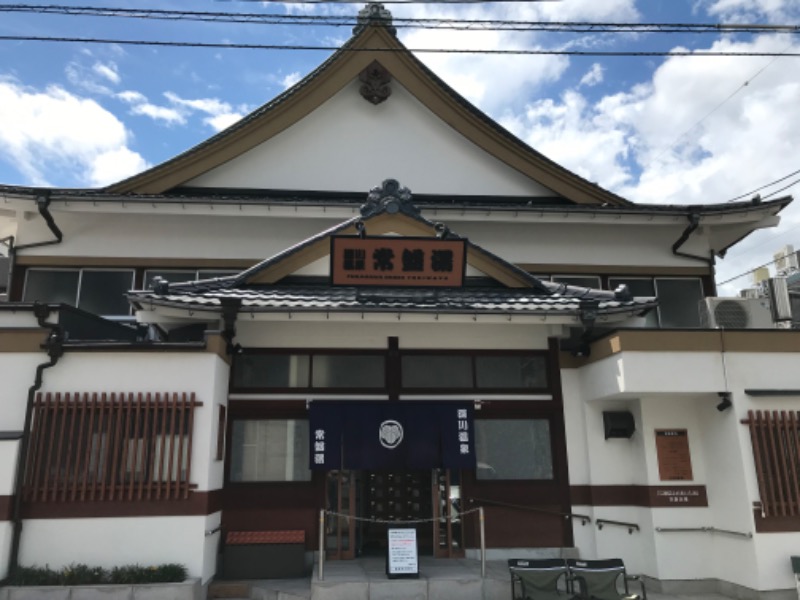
[23, 267, 136, 317]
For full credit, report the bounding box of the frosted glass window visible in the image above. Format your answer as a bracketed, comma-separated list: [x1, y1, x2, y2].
[230, 420, 311, 482]
[475, 420, 553, 480]
[78, 270, 134, 315]
[401, 355, 473, 388]
[233, 354, 310, 388]
[655, 278, 704, 328]
[312, 355, 385, 388]
[23, 270, 79, 305]
[475, 355, 547, 389]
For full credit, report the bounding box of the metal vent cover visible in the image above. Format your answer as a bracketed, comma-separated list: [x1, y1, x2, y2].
[713, 299, 750, 328]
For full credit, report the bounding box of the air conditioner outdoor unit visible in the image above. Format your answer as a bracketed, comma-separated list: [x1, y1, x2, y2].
[700, 297, 774, 329]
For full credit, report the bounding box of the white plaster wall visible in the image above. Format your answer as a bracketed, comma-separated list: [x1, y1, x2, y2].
[571, 347, 800, 591]
[0, 442, 19, 496]
[235, 320, 559, 350]
[0, 312, 40, 328]
[187, 80, 554, 197]
[0, 354, 49, 429]
[0, 522, 10, 580]
[203, 512, 222, 584]
[19, 517, 213, 582]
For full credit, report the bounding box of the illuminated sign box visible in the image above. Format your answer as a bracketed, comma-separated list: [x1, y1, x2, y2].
[331, 236, 466, 287]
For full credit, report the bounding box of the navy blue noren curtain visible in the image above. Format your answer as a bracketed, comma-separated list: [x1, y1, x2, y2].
[308, 401, 475, 470]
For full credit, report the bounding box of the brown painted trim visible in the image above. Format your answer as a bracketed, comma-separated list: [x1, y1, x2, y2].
[109, 27, 626, 206]
[15, 256, 259, 268]
[520, 264, 712, 277]
[0, 495, 11, 520]
[561, 330, 800, 368]
[0, 329, 47, 352]
[15, 490, 222, 519]
[570, 485, 708, 507]
[753, 510, 800, 532]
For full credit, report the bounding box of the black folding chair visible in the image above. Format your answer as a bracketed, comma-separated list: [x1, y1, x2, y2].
[566, 559, 646, 600]
[508, 558, 572, 600]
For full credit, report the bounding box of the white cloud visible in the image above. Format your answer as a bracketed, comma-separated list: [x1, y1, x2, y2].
[503, 34, 800, 290]
[697, 0, 800, 21]
[117, 90, 185, 125]
[92, 61, 120, 85]
[0, 80, 149, 186]
[394, 1, 638, 113]
[164, 92, 244, 132]
[66, 63, 112, 96]
[281, 72, 302, 90]
[579, 64, 604, 88]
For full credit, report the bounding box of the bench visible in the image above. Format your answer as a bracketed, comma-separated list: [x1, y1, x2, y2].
[223, 530, 306, 579]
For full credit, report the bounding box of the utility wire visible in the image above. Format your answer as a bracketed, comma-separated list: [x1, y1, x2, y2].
[2, 5, 799, 34]
[1, 34, 799, 56]
[724, 168, 800, 203]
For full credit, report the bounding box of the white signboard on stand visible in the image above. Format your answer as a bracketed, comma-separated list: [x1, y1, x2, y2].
[386, 528, 419, 579]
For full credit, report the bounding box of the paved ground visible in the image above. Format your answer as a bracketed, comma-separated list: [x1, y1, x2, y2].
[209, 557, 755, 600]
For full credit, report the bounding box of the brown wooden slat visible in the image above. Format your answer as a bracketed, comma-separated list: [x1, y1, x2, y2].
[51, 392, 70, 502]
[777, 411, 797, 515]
[142, 392, 153, 501]
[787, 412, 800, 516]
[174, 393, 187, 499]
[108, 392, 125, 501]
[41, 393, 59, 502]
[758, 411, 776, 516]
[24, 393, 46, 502]
[765, 411, 787, 516]
[184, 393, 196, 500]
[70, 393, 88, 502]
[117, 393, 132, 502]
[61, 393, 78, 502]
[165, 392, 178, 500]
[129, 393, 142, 501]
[81, 393, 98, 502]
[155, 392, 168, 500]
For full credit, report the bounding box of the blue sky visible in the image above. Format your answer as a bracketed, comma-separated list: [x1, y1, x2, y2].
[0, 0, 798, 292]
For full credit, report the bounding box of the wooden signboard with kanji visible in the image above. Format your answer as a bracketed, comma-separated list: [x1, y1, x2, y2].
[655, 429, 693, 481]
[331, 236, 466, 287]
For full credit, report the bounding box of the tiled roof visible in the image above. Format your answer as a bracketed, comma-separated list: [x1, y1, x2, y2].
[129, 285, 657, 317]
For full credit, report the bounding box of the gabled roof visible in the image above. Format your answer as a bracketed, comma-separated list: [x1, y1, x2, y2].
[107, 8, 630, 206]
[128, 179, 655, 319]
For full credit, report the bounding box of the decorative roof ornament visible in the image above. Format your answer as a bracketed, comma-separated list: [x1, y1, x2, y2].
[352, 3, 397, 36]
[360, 179, 419, 219]
[359, 60, 392, 105]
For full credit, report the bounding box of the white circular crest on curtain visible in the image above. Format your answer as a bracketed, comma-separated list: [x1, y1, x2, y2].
[379, 420, 403, 449]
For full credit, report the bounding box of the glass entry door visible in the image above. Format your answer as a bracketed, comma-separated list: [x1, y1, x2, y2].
[325, 470, 356, 560]
[434, 469, 464, 557]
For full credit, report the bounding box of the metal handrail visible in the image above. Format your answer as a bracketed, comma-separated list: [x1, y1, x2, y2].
[595, 519, 640, 534]
[469, 497, 591, 525]
[656, 526, 752, 539]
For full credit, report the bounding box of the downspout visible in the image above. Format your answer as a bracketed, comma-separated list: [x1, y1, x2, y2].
[5, 303, 65, 581]
[8, 193, 64, 300]
[672, 213, 714, 266]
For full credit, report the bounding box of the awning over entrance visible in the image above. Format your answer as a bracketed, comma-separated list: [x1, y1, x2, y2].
[308, 401, 475, 470]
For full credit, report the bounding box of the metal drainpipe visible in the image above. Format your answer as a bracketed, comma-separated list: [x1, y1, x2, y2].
[5, 303, 65, 581]
[8, 194, 64, 301]
[672, 213, 714, 266]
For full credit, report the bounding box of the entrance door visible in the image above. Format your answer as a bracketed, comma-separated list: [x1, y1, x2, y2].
[360, 470, 434, 556]
[325, 470, 356, 560]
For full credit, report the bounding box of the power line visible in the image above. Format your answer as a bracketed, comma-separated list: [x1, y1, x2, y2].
[724, 168, 800, 203]
[2, 5, 799, 34]
[1, 34, 800, 56]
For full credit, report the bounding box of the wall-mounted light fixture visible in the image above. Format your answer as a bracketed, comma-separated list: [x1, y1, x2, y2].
[716, 392, 732, 412]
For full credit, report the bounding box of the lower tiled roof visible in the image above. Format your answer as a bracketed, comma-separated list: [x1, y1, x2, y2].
[129, 285, 656, 316]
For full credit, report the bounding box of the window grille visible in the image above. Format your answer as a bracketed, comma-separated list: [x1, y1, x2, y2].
[23, 391, 200, 503]
[743, 410, 800, 517]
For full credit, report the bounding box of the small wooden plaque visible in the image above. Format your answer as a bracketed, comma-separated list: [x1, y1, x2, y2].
[655, 429, 693, 481]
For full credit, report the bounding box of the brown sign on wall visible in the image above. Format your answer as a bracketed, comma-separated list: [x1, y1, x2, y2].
[331, 236, 466, 287]
[655, 429, 693, 481]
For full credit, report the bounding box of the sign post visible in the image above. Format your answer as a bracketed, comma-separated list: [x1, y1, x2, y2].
[386, 528, 419, 579]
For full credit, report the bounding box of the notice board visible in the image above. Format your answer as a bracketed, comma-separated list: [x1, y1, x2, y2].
[655, 429, 693, 481]
[386, 528, 419, 579]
